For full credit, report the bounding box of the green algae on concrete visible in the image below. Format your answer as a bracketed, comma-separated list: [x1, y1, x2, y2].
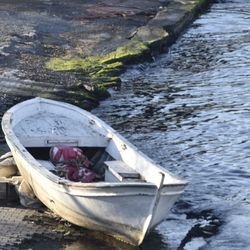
[46, 40, 149, 74]
[99, 40, 150, 64]
[90, 62, 123, 78]
[46, 40, 150, 99]
[46, 56, 102, 73]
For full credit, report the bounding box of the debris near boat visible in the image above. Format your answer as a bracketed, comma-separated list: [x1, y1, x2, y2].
[0, 152, 17, 178]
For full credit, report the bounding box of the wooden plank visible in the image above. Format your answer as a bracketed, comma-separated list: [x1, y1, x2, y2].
[104, 161, 140, 180]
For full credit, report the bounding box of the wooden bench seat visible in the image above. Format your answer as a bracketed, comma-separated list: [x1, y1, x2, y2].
[104, 160, 142, 182]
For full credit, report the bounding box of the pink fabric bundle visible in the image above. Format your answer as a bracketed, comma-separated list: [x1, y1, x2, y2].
[50, 146, 90, 168]
[50, 146, 96, 182]
[56, 164, 96, 182]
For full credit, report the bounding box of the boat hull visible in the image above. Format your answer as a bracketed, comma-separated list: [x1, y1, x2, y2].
[9, 145, 182, 245]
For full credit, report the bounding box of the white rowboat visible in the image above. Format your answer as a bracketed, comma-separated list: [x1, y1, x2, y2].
[1, 97, 187, 245]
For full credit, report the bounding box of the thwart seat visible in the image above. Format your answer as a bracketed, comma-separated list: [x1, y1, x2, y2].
[104, 160, 142, 182]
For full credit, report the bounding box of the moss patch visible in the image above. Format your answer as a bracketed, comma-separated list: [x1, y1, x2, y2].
[99, 40, 150, 64]
[46, 40, 150, 101]
[46, 40, 149, 72]
[89, 62, 123, 78]
[46, 56, 102, 73]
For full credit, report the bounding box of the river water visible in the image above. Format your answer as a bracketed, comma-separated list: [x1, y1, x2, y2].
[93, 0, 250, 249]
[1, 0, 250, 249]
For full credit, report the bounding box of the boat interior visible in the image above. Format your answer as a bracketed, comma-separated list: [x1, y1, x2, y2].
[2, 99, 186, 186]
[9, 102, 167, 185]
[26, 146, 144, 183]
